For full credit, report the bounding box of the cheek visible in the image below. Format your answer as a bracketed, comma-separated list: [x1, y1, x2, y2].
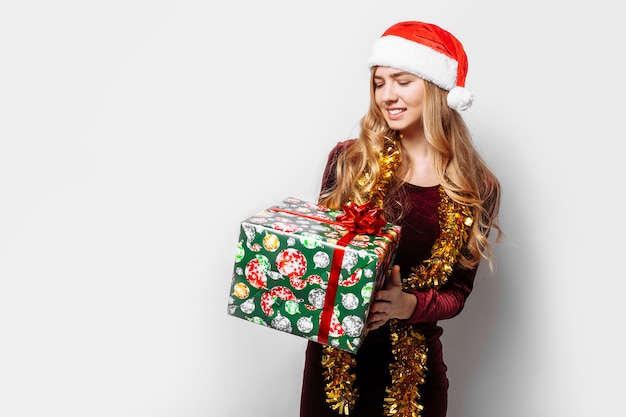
[407, 89, 425, 106]
[373, 92, 384, 108]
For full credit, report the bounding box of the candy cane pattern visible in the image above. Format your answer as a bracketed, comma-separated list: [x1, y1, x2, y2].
[290, 273, 324, 291]
[305, 202, 330, 212]
[339, 268, 362, 287]
[306, 274, 324, 286]
[289, 276, 308, 291]
[373, 246, 386, 257]
[272, 222, 300, 233]
[261, 286, 297, 316]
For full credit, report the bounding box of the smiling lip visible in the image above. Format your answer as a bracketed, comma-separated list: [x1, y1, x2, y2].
[387, 108, 406, 120]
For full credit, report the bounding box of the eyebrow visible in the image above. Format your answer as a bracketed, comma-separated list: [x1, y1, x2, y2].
[373, 71, 413, 79]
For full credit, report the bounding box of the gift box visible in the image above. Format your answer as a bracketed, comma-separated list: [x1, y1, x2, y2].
[226, 197, 401, 353]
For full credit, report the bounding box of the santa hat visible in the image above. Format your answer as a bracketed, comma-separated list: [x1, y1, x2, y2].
[368, 21, 473, 111]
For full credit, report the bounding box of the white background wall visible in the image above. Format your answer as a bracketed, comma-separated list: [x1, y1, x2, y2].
[1, 1, 623, 416]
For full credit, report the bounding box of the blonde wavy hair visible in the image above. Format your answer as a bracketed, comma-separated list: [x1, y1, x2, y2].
[319, 71, 502, 270]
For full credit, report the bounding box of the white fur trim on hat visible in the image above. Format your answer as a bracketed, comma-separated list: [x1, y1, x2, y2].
[447, 86, 473, 111]
[368, 35, 458, 91]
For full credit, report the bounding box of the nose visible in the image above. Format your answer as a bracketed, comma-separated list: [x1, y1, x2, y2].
[379, 83, 398, 102]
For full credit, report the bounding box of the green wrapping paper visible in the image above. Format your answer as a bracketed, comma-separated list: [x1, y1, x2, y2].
[226, 197, 401, 353]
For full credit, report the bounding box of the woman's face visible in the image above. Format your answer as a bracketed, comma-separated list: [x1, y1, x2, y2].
[373, 66, 426, 134]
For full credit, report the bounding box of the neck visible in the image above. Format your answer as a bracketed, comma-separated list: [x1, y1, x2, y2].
[398, 133, 438, 187]
[399, 131, 429, 160]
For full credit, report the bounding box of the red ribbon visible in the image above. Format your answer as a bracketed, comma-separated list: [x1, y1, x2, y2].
[317, 230, 356, 345]
[271, 201, 387, 345]
[336, 201, 387, 235]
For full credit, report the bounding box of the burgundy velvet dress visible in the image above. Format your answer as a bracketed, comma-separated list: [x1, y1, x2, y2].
[300, 140, 478, 417]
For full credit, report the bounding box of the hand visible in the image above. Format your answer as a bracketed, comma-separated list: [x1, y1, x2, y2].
[367, 265, 417, 331]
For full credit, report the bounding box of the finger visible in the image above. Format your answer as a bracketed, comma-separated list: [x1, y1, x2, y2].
[384, 265, 402, 290]
[367, 317, 385, 330]
[369, 303, 384, 316]
[374, 290, 386, 302]
[390, 265, 402, 287]
[368, 321, 381, 330]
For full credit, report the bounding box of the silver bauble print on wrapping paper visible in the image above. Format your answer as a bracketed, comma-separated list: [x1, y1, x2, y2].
[313, 251, 330, 269]
[240, 299, 255, 314]
[297, 316, 314, 334]
[272, 313, 292, 332]
[341, 293, 359, 310]
[341, 250, 358, 271]
[308, 288, 325, 309]
[342, 315, 364, 338]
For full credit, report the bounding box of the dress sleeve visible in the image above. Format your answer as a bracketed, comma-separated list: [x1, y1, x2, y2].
[404, 266, 478, 324]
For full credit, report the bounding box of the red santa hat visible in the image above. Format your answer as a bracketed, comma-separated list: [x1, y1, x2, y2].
[368, 21, 473, 111]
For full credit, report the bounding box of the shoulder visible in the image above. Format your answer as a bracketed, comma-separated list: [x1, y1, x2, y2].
[326, 139, 357, 161]
[330, 138, 357, 152]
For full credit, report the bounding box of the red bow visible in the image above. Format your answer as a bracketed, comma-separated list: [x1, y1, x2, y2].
[336, 201, 387, 235]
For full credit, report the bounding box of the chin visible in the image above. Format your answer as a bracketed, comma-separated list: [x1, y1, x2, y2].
[386, 122, 406, 131]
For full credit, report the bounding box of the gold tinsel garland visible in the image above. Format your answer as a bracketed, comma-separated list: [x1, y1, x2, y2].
[321, 136, 400, 414]
[366, 136, 401, 208]
[321, 137, 474, 416]
[383, 187, 473, 417]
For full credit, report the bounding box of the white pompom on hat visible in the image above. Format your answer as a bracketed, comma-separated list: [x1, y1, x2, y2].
[368, 21, 473, 111]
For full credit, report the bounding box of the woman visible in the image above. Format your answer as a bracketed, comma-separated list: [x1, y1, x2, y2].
[300, 21, 502, 417]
